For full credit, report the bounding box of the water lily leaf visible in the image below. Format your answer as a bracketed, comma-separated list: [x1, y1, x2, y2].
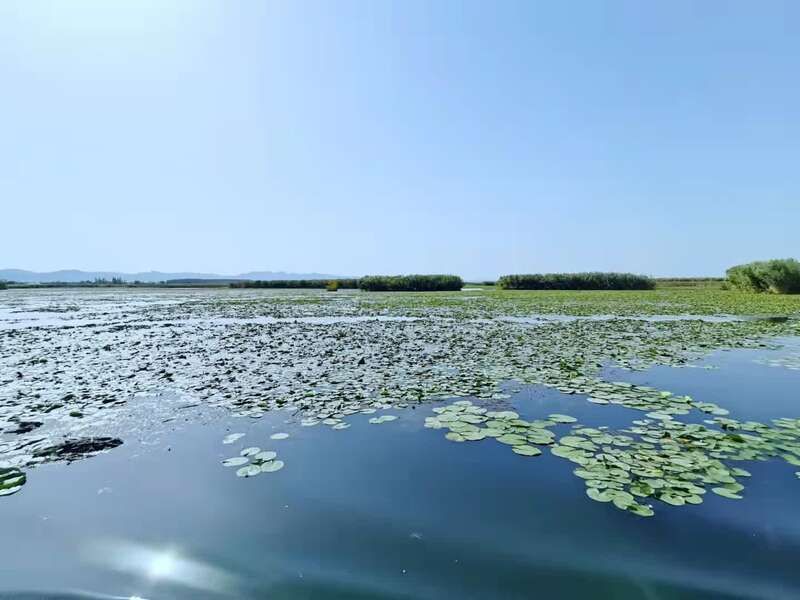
[236, 465, 262, 477]
[586, 488, 613, 502]
[0, 467, 26, 497]
[549, 414, 577, 423]
[222, 456, 249, 467]
[240, 447, 261, 457]
[369, 415, 398, 424]
[261, 460, 285, 473]
[782, 454, 800, 467]
[483, 428, 504, 437]
[628, 503, 655, 517]
[270, 433, 290, 440]
[253, 451, 277, 462]
[497, 434, 527, 446]
[659, 493, 685, 506]
[223, 433, 245, 444]
[512, 444, 541, 457]
[712, 487, 743, 499]
[487, 410, 520, 420]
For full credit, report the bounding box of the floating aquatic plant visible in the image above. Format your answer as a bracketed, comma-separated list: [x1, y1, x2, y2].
[0, 467, 26, 496]
[223, 433, 245, 444]
[229, 448, 285, 478]
[428, 398, 800, 518]
[1, 286, 799, 502]
[369, 415, 398, 424]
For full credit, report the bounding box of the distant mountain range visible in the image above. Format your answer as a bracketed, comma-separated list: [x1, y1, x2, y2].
[0, 269, 348, 283]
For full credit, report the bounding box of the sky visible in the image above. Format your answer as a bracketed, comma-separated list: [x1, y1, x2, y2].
[1, 1, 798, 279]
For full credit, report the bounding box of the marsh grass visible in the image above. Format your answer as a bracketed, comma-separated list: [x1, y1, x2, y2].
[655, 278, 724, 289]
[498, 273, 655, 291]
[727, 259, 800, 294]
[231, 279, 358, 289]
[359, 274, 463, 292]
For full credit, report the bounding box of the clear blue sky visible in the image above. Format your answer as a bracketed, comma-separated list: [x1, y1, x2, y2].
[1, 1, 797, 279]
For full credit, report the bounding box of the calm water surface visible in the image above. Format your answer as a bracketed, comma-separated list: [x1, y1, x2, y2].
[2, 340, 800, 599]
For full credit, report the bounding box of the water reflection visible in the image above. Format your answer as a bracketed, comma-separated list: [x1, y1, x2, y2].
[85, 540, 240, 596]
[2, 342, 800, 598]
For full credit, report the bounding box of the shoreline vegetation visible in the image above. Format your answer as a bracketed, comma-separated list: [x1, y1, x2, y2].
[358, 274, 464, 292]
[1, 260, 797, 294]
[229, 279, 359, 289]
[726, 259, 800, 294]
[498, 273, 655, 291]
[232, 275, 464, 291]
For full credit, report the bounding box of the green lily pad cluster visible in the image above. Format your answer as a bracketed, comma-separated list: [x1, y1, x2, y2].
[566, 412, 800, 512]
[0, 467, 26, 496]
[298, 401, 396, 429]
[1, 287, 799, 498]
[427, 397, 800, 518]
[426, 400, 558, 455]
[553, 422, 748, 516]
[222, 446, 285, 477]
[537, 377, 730, 419]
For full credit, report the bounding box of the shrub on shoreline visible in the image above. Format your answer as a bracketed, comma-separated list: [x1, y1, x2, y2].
[497, 272, 655, 291]
[726, 259, 800, 294]
[359, 274, 463, 292]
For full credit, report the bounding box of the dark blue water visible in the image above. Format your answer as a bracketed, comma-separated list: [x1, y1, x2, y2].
[2, 341, 800, 599]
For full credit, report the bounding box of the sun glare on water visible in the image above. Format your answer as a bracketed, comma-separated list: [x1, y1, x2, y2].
[84, 539, 239, 596]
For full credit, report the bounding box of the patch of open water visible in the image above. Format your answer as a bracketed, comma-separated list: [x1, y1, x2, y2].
[2, 339, 800, 598]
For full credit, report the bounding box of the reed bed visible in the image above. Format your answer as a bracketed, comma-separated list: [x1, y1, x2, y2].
[497, 272, 655, 291]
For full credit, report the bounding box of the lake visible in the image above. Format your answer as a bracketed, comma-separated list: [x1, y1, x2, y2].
[1, 288, 800, 599]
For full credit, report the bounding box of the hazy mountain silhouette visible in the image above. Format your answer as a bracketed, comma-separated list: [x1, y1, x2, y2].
[0, 269, 348, 283]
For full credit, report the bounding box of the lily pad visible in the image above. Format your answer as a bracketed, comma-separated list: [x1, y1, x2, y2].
[236, 464, 262, 478]
[712, 487, 743, 499]
[261, 460, 285, 473]
[511, 445, 541, 457]
[252, 451, 277, 463]
[548, 414, 577, 423]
